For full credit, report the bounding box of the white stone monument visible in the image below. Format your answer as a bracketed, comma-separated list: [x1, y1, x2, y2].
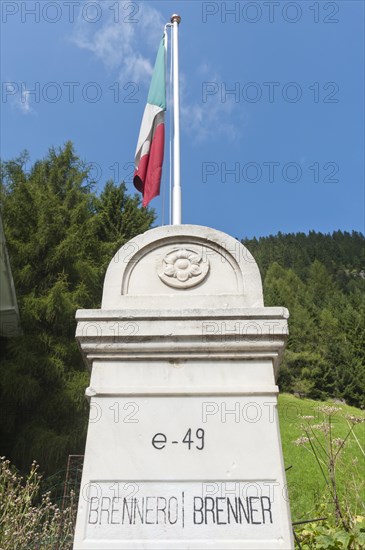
[73, 224, 294, 549]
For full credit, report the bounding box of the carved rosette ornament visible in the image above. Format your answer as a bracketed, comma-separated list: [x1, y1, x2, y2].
[158, 247, 210, 289]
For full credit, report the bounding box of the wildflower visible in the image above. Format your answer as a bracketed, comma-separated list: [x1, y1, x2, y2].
[294, 436, 310, 446]
[311, 423, 330, 434]
[346, 414, 365, 424]
[318, 405, 341, 416]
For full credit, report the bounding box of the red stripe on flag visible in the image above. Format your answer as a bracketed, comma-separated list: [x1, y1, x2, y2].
[134, 122, 165, 207]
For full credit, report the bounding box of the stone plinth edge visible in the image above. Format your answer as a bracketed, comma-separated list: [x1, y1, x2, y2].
[76, 307, 288, 378]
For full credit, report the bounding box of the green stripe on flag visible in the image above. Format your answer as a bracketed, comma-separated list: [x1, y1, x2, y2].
[147, 36, 166, 110]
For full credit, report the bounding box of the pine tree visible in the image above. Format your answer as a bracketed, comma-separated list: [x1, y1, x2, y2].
[0, 143, 155, 473]
[249, 235, 365, 408]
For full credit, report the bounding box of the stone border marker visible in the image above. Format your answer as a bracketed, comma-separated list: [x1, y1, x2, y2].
[73, 225, 294, 549]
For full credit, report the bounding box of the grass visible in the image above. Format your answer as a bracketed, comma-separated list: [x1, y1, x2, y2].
[278, 393, 365, 524]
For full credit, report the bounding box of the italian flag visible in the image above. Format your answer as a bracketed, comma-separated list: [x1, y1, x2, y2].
[134, 36, 166, 207]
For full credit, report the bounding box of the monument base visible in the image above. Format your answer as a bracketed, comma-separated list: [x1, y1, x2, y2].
[73, 226, 294, 549]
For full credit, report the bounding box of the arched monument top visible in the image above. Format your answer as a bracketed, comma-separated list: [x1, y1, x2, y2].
[101, 225, 263, 309]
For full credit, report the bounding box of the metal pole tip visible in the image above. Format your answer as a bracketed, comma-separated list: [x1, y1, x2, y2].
[170, 14, 181, 24]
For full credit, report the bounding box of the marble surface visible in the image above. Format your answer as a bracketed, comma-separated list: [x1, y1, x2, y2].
[73, 225, 294, 549]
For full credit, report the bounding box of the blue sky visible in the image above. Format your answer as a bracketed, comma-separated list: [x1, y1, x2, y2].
[1, 0, 364, 238]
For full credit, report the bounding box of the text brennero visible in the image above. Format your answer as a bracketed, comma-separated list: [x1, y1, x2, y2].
[88, 494, 273, 527]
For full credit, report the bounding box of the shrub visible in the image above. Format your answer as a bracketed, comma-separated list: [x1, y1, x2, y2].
[0, 456, 75, 549]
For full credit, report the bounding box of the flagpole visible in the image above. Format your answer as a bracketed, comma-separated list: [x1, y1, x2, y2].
[171, 14, 181, 225]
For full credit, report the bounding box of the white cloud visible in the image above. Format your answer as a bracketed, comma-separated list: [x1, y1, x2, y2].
[180, 66, 240, 144]
[71, 2, 165, 84]
[21, 90, 32, 113]
[71, 4, 240, 143]
[10, 88, 34, 115]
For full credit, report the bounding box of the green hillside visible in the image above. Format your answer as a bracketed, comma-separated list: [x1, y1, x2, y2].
[243, 232, 365, 409]
[279, 394, 365, 519]
[279, 394, 365, 547]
